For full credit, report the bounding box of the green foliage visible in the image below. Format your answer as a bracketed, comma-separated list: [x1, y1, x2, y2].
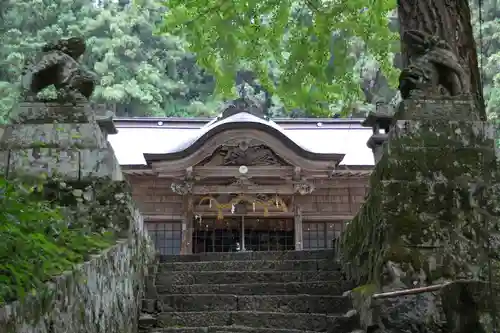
[0, 176, 115, 305]
[471, 0, 500, 119]
[0, 0, 499, 119]
[158, 0, 399, 116]
[87, 0, 215, 116]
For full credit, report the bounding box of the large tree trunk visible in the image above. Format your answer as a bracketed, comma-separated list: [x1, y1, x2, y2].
[397, 0, 486, 120]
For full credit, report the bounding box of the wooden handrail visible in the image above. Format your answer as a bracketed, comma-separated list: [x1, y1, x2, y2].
[372, 282, 451, 299]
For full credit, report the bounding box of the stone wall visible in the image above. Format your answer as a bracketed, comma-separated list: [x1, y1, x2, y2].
[0, 208, 156, 333]
[0, 101, 157, 333]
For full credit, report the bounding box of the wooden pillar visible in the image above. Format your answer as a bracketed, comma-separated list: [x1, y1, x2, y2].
[294, 205, 303, 251]
[347, 187, 354, 214]
[181, 194, 193, 254]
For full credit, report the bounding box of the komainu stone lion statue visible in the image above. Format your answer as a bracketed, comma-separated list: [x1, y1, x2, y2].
[398, 30, 470, 100]
[21, 37, 97, 103]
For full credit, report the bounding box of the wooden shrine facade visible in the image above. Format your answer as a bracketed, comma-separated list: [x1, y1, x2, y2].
[119, 99, 372, 255]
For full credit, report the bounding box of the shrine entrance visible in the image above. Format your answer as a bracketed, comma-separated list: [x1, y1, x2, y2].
[123, 98, 371, 256]
[192, 216, 295, 253]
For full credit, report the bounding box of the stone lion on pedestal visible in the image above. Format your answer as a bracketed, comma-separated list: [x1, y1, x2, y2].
[21, 37, 97, 103]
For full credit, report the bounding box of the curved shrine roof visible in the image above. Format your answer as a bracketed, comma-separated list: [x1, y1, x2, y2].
[143, 109, 345, 164]
[108, 100, 375, 167]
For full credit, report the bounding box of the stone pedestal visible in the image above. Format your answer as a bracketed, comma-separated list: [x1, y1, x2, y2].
[0, 102, 135, 236]
[0, 102, 122, 181]
[342, 96, 500, 332]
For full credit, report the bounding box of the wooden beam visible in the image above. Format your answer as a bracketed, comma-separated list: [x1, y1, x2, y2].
[157, 166, 289, 178]
[143, 213, 354, 221]
[181, 195, 194, 254]
[123, 165, 373, 178]
[195, 166, 295, 178]
[302, 215, 354, 221]
[168, 179, 369, 195]
[144, 215, 183, 221]
[156, 167, 370, 179]
[158, 166, 363, 179]
[192, 183, 296, 195]
[348, 187, 354, 214]
[294, 203, 303, 250]
[192, 211, 295, 218]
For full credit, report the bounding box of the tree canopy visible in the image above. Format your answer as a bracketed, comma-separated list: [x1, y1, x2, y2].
[158, 0, 399, 116]
[0, 0, 499, 120]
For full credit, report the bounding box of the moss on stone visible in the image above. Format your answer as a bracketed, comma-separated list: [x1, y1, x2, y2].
[340, 117, 500, 291]
[352, 283, 378, 296]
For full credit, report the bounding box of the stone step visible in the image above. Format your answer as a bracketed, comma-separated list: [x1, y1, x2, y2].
[209, 327, 319, 333]
[159, 250, 336, 263]
[144, 294, 351, 314]
[156, 281, 354, 296]
[156, 270, 344, 286]
[151, 326, 319, 333]
[157, 311, 359, 332]
[158, 259, 340, 272]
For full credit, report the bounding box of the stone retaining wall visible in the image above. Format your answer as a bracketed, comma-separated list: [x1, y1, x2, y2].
[0, 208, 156, 333]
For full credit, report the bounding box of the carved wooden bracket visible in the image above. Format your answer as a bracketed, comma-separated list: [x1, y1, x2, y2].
[229, 175, 255, 190]
[170, 167, 195, 195]
[293, 166, 301, 181]
[294, 181, 315, 195]
[170, 181, 193, 195]
[185, 166, 193, 180]
[328, 165, 337, 178]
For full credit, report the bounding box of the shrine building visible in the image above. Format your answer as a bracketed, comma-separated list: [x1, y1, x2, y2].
[108, 100, 375, 255]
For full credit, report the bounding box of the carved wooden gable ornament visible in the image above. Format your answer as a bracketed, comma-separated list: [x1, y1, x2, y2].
[199, 139, 289, 167]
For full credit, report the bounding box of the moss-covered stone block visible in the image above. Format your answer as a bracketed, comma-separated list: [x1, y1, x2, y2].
[10, 102, 96, 124]
[8, 148, 80, 180]
[380, 146, 497, 181]
[341, 116, 500, 285]
[45, 179, 137, 235]
[93, 180, 132, 203]
[389, 120, 495, 149]
[2, 101, 122, 182]
[376, 179, 462, 220]
[342, 97, 500, 333]
[441, 280, 500, 333]
[394, 96, 479, 121]
[0, 123, 107, 150]
[0, 150, 8, 177]
[79, 148, 123, 181]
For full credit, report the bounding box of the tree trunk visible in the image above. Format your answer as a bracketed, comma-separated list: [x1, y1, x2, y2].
[397, 0, 486, 120]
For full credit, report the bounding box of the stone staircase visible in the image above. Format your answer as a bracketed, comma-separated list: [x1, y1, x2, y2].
[140, 250, 361, 333]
